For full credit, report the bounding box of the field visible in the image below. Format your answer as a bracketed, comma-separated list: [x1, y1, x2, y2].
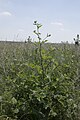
[0, 22, 80, 120]
[0, 41, 80, 120]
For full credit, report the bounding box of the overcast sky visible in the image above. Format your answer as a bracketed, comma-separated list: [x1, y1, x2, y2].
[0, 0, 80, 43]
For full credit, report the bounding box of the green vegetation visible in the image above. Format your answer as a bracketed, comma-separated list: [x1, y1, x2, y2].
[0, 21, 80, 120]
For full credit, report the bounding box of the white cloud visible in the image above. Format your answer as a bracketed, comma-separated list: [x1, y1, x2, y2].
[51, 21, 65, 31]
[51, 22, 63, 26]
[0, 11, 12, 16]
[60, 28, 65, 31]
[18, 29, 24, 32]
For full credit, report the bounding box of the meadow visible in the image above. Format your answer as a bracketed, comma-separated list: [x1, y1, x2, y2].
[0, 21, 80, 120]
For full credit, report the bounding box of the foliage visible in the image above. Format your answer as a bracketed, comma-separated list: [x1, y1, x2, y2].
[0, 22, 80, 120]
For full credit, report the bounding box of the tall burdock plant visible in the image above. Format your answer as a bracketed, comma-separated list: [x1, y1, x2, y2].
[33, 21, 51, 80]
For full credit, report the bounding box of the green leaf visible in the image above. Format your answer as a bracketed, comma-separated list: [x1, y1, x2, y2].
[11, 97, 17, 104]
[0, 96, 2, 102]
[13, 108, 19, 113]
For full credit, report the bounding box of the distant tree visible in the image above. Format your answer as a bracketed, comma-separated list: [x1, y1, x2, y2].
[25, 36, 32, 43]
[27, 36, 32, 43]
[74, 34, 80, 46]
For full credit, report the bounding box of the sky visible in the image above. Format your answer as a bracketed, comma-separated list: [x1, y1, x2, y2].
[0, 0, 80, 43]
